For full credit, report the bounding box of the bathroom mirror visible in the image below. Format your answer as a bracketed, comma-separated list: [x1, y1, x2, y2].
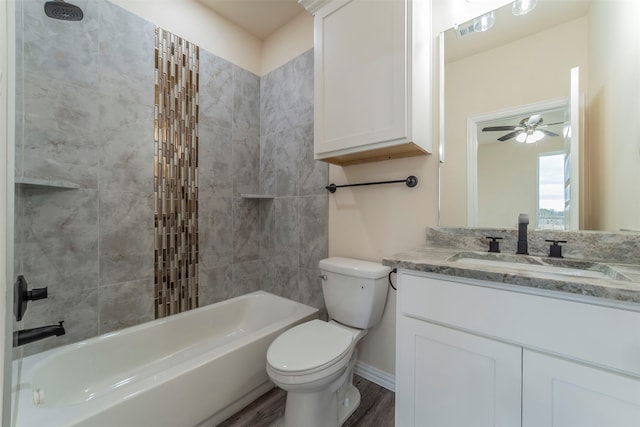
[439, 0, 640, 232]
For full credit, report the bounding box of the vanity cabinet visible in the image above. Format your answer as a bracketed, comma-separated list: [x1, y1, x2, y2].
[523, 350, 640, 427]
[396, 316, 522, 426]
[302, 0, 432, 165]
[396, 270, 640, 427]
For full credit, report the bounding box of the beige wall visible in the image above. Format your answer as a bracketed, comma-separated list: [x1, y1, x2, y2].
[440, 17, 588, 227]
[588, 0, 640, 231]
[328, 155, 439, 375]
[478, 138, 564, 228]
[111, 0, 314, 76]
[262, 12, 314, 75]
[111, 0, 262, 74]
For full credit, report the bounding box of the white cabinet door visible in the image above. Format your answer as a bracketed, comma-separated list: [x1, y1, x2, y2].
[396, 317, 522, 427]
[523, 350, 640, 427]
[312, 0, 431, 165]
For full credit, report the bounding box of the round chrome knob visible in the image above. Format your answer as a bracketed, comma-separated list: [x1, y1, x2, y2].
[319, 274, 327, 281]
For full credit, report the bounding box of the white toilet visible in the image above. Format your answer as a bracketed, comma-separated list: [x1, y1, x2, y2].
[266, 257, 390, 427]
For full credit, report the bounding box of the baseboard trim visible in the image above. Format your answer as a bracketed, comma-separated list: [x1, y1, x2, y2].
[354, 360, 395, 392]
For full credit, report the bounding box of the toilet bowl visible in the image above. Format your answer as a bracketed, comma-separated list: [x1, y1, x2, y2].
[265, 257, 390, 427]
[267, 320, 366, 427]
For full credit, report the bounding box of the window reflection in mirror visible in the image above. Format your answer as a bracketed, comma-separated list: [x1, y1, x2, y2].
[538, 152, 566, 230]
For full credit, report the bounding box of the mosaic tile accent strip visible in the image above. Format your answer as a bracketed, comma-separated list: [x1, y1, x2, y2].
[154, 27, 199, 318]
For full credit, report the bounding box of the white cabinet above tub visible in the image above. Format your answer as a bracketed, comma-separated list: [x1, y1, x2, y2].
[395, 270, 640, 427]
[300, 0, 432, 166]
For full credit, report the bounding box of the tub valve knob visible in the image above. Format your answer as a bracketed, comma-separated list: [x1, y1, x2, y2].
[319, 274, 327, 281]
[14, 275, 48, 322]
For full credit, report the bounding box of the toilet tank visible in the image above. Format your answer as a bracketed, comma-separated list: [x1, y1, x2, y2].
[319, 257, 390, 329]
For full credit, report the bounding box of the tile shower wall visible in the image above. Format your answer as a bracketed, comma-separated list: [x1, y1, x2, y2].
[15, 0, 156, 356]
[14, 0, 328, 356]
[259, 50, 328, 312]
[198, 48, 329, 312]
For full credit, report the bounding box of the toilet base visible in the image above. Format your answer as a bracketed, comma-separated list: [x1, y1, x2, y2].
[281, 352, 360, 427]
[338, 384, 361, 425]
[281, 382, 360, 427]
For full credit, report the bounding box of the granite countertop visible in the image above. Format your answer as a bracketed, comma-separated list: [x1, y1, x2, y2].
[383, 246, 640, 305]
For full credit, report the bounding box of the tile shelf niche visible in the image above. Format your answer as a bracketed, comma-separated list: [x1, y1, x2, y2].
[15, 176, 80, 190]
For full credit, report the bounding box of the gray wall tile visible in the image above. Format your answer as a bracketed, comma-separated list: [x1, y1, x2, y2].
[299, 195, 328, 270]
[98, 95, 154, 193]
[233, 198, 261, 262]
[20, 0, 99, 45]
[15, 1, 325, 357]
[22, 224, 99, 295]
[199, 195, 233, 267]
[232, 130, 260, 195]
[21, 76, 99, 188]
[273, 197, 300, 268]
[23, 188, 98, 229]
[24, 29, 99, 88]
[199, 264, 232, 306]
[297, 122, 328, 196]
[98, 0, 155, 102]
[233, 66, 260, 134]
[258, 49, 328, 309]
[21, 288, 99, 357]
[230, 260, 261, 298]
[275, 127, 300, 196]
[99, 278, 154, 334]
[98, 191, 154, 285]
[271, 266, 301, 301]
[259, 132, 276, 195]
[299, 267, 326, 311]
[199, 124, 232, 197]
[199, 51, 233, 129]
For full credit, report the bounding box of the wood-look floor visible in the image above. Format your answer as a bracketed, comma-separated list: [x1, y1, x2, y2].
[218, 375, 395, 427]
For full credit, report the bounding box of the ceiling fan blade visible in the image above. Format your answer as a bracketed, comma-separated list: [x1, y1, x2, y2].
[497, 131, 521, 141]
[482, 126, 517, 131]
[538, 121, 565, 128]
[540, 129, 560, 137]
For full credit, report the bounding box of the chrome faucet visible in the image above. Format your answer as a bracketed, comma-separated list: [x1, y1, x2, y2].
[516, 213, 529, 255]
[13, 321, 65, 347]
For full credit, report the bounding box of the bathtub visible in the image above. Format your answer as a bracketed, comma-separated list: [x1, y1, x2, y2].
[11, 291, 318, 427]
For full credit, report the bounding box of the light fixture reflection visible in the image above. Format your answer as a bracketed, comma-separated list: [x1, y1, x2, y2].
[512, 0, 538, 16]
[516, 130, 545, 144]
[473, 11, 495, 33]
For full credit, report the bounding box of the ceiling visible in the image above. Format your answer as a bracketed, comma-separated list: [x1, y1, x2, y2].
[198, 0, 305, 40]
[445, 0, 592, 63]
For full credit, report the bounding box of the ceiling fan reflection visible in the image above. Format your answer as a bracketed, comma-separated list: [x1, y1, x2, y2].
[482, 114, 563, 143]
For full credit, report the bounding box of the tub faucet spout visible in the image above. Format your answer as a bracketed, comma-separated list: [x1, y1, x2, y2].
[516, 213, 529, 255]
[13, 321, 65, 347]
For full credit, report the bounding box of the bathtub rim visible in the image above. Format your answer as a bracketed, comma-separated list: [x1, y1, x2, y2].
[11, 291, 319, 427]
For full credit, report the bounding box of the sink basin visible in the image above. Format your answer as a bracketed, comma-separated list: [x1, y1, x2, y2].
[448, 252, 630, 281]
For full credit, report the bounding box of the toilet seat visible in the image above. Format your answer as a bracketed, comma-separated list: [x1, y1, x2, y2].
[267, 320, 354, 377]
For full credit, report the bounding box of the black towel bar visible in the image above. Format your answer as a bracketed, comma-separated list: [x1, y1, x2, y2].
[325, 176, 418, 193]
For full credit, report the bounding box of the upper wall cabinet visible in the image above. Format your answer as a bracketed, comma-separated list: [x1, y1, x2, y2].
[300, 0, 433, 166]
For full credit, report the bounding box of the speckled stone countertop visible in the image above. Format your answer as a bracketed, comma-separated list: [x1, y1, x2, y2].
[383, 227, 640, 305]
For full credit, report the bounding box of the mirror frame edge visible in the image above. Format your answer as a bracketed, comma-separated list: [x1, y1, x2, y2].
[1, 0, 16, 424]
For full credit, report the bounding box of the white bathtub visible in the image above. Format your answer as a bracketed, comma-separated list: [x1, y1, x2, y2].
[11, 291, 318, 427]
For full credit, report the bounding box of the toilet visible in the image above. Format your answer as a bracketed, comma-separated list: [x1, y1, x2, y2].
[266, 257, 390, 427]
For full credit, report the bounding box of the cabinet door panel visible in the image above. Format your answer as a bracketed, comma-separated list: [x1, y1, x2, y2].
[396, 317, 522, 427]
[316, 0, 407, 153]
[523, 350, 640, 427]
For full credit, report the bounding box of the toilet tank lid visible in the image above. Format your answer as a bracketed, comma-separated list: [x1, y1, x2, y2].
[319, 257, 391, 279]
